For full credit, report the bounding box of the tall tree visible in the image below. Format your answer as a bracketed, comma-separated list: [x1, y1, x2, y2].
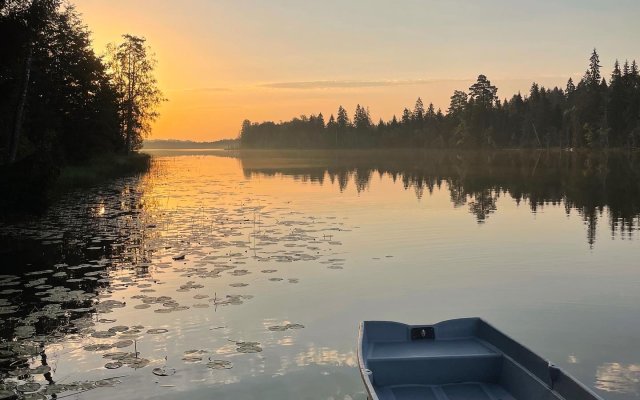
[583, 48, 602, 87]
[106, 34, 164, 153]
[566, 78, 576, 95]
[336, 105, 350, 130]
[468, 75, 497, 107]
[413, 97, 425, 122]
[2, 0, 60, 163]
[448, 90, 468, 116]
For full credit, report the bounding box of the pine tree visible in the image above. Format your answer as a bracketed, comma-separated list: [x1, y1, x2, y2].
[401, 108, 412, 125]
[566, 78, 576, 95]
[317, 112, 325, 128]
[611, 60, 622, 84]
[468, 75, 497, 106]
[413, 97, 425, 121]
[326, 114, 336, 129]
[426, 103, 436, 118]
[336, 106, 350, 130]
[583, 48, 602, 87]
[448, 90, 468, 116]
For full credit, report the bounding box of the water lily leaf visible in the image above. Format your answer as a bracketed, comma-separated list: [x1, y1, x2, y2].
[147, 328, 169, 334]
[152, 366, 176, 376]
[126, 357, 150, 368]
[206, 360, 232, 369]
[84, 343, 114, 352]
[92, 330, 116, 338]
[236, 341, 262, 353]
[113, 340, 134, 348]
[30, 365, 51, 374]
[105, 361, 123, 369]
[16, 383, 40, 393]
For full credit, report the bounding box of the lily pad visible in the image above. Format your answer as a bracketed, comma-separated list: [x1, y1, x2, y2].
[30, 365, 51, 374]
[16, 383, 40, 393]
[92, 330, 116, 338]
[113, 340, 134, 348]
[182, 355, 203, 362]
[236, 341, 262, 353]
[147, 328, 169, 334]
[84, 343, 114, 352]
[152, 366, 176, 376]
[207, 360, 233, 369]
[105, 361, 123, 369]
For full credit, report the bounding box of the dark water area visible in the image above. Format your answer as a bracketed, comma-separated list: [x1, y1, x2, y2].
[0, 149, 638, 400]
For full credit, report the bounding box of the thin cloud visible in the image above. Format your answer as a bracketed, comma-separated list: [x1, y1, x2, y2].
[261, 75, 579, 90]
[260, 79, 467, 89]
[174, 87, 232, 93]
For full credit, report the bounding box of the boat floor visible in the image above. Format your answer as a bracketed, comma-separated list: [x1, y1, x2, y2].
[375, 382, 516, 400]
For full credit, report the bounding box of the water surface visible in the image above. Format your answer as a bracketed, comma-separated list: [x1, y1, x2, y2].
[1, 149, 639, 399]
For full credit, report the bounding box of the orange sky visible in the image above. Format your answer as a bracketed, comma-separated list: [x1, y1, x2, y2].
[75, 0, 640, 141]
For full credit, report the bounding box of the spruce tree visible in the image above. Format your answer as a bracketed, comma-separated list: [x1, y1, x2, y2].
[413, 97, 425, 121]
[566, 78, 576, 95]
[336, 106, 350, 130]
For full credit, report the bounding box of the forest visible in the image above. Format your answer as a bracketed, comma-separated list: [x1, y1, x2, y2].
[240, 50, 640, 149]
[0, 0, 163, 212]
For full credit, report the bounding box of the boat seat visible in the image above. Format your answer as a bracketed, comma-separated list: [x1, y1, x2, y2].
[367, 338, 503, 386]
[370, 338, 496, 360]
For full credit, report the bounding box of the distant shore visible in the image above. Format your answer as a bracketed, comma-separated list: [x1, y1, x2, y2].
[143, 139, 238, 150]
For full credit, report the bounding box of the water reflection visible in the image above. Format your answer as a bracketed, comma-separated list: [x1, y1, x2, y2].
[596, 362, 640, 395]
[238, 149, 640, 246]
[0, 156, 359, 399]
[0, 150, 639, 400]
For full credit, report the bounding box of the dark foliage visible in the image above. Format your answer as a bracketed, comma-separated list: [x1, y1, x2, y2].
[240, 50, 640, 150]
[0, 1, 159, 214]
[1, 1, 124, 165]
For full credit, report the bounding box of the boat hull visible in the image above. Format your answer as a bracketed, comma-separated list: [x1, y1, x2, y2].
[357, 318, 603, 400]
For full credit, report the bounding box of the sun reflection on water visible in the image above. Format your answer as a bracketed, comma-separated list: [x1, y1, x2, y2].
[596, 362, 640, 394]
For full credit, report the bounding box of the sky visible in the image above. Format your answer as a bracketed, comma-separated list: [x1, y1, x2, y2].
[75, 0, 640, 141]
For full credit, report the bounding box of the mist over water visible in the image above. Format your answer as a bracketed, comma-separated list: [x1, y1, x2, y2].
[0, 149, 639, 399]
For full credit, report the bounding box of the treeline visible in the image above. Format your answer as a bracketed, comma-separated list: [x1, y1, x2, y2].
[240, 50, 640, 149]
[143, 139, 239, 149]
[0, 0, 162, 212]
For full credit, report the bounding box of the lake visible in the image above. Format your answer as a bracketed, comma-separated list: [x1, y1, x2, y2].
[0, 149, 639, 400]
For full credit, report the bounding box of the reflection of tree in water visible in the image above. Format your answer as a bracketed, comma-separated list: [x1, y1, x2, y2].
[468, 190, 499, 223]
[238, 149, 640, 245]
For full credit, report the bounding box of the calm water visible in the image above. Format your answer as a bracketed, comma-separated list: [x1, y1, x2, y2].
[1, 149, 639, 400]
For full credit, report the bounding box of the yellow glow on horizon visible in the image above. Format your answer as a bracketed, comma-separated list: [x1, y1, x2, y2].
[74, 1, 635, 142]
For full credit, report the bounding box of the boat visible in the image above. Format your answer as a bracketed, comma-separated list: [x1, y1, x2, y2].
[357, 318, 603, 400]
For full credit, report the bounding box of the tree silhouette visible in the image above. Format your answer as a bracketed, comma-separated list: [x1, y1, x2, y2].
[106, 35, 165, 153]
[239, 49, 640, 151]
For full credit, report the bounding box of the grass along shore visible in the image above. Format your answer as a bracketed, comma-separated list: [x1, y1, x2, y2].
[56, 153, 152, 189]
